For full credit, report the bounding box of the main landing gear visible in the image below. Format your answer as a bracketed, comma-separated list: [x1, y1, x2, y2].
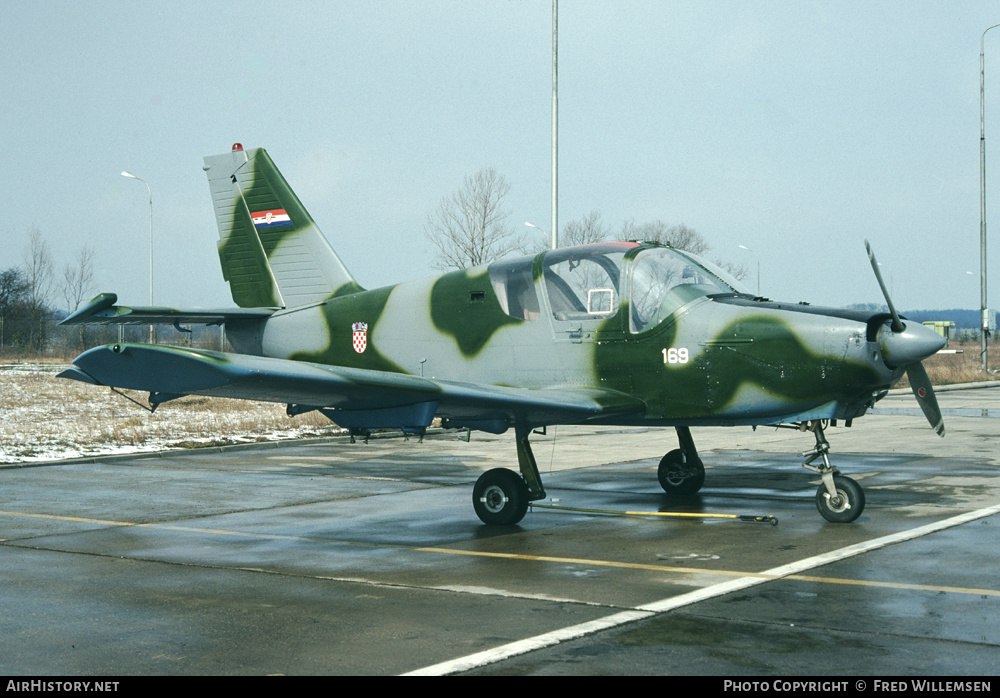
[471, 425, 711, 525]
[658, 422, 865, 523]
[472, 425, 545, 526]
[657, 426, 706, 496]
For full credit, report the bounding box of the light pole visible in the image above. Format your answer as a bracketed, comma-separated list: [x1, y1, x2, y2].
[738, 244, 760, 295]
[122, 170, 153, 343]
[551, 0, 558, 250]
[525, 221, 547, 242]
[979, 23, 1000, 371]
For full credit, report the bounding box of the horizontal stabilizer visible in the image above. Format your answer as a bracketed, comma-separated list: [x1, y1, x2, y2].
[60, 344, 646, 431]
[60, 293, 275, 326]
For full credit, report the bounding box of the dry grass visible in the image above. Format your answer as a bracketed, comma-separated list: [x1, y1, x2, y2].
[897, 340, 998, 389]
[0, 363, 342, 462]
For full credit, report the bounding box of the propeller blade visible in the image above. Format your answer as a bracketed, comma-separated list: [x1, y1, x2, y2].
[865, 239, 904, 332]
[906, 361, 945, 437]
[865, 240, 945, 437]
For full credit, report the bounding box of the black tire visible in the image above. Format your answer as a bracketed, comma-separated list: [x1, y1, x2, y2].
[473, 468, 529, 525]
[657, 449, 705, 496]
[816, 475, 865, 523]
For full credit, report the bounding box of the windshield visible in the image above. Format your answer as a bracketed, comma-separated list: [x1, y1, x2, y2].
[630, 247, 740, 333]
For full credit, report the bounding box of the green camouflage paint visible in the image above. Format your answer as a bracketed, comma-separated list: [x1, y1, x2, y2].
[331, 280, 365, 298]
[429, 268, 523, 357]
[289, 285, 406, 374]
[594, 312, 881, 420]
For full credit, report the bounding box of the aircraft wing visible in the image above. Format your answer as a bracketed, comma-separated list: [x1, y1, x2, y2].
[59, 344, 646, 432]
[60, 294, 276, 326]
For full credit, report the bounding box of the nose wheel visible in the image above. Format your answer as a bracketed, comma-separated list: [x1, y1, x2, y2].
[798, 421, 866, 523]
[815, 474, 865, 523]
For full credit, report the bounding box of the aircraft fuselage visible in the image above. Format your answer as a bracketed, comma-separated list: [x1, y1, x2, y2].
[227, 244, 904, 431]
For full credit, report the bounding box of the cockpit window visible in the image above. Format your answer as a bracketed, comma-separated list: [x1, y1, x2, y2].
[542, 244, 629, 321]
[488, 255, 540, 321]
[629, 247, 738, 333]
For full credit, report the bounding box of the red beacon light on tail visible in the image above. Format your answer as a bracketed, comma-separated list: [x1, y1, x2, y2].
[232, 143, 243, 151]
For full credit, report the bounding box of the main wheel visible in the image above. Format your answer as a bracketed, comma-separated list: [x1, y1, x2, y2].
[473, 468, 530, 525]
[816, 475, 865, 523]
[657, 449, 705, 496]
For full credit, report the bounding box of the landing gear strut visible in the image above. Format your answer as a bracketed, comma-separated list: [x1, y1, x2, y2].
[472, 425, 545, 526]
[657, 426, 705, 496]
[799, 421, 865, 523]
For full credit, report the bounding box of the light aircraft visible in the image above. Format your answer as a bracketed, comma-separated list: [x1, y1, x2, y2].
[60, 144, 946, 526]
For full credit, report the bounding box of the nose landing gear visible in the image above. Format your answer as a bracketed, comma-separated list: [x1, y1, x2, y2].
[798, 421, 865, 523]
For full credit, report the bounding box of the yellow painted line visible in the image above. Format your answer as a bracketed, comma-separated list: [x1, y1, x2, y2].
[0, 510, 333, 544]
[785, 574, 1000, 598]
[416, 546, 743, 576]
[529, 502, 776, 523]
[3, 509, 999, 598]
[0, 511, 133, 527]
[417, 546, 1000, 597]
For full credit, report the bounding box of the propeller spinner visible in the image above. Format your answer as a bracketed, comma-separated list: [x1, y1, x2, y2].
[865, 240, 946, 436]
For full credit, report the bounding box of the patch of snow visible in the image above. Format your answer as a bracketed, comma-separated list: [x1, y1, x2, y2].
[0, 364, 346, 464]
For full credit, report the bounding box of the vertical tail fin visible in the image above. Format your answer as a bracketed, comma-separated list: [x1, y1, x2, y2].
[203, 145, 363, 309]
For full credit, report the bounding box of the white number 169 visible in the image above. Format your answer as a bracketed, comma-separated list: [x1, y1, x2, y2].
[662, 347, 689, 364]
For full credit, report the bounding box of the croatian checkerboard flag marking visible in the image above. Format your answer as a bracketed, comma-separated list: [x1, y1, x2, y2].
[250, 209, 293, 229]
[352, 322, 368, 353]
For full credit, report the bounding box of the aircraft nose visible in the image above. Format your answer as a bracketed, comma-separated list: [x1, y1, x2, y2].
[878, 320, 947, 369]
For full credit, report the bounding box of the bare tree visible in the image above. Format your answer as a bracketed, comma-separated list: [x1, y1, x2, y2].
[714, 258, 750, 283]
[620, 219, 710, 256]
[61, 244, 96, 313]
[0, 268, 28, 315]
[24, 227, 53, 306]
[425, 168, 523, 270]
[562, 210, 613, 246]
[23, 227, 54, 351]
[0, 267, 29, 352]
[619, 219, 748, 282]
[62, 244, 97, 349]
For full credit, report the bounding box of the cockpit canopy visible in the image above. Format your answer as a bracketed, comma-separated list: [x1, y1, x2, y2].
[488, 242, 747, 332]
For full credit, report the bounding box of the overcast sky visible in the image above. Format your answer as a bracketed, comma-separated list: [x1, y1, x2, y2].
[3, 0, 999, 313]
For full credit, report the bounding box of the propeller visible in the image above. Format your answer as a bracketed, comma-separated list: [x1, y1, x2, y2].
[865, 240, 946, 436]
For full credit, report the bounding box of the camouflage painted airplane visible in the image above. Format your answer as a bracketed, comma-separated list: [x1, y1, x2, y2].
[60, 144, 946, 526]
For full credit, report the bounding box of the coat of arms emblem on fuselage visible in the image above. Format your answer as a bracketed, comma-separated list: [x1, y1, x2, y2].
[352, 322, 368, 353]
